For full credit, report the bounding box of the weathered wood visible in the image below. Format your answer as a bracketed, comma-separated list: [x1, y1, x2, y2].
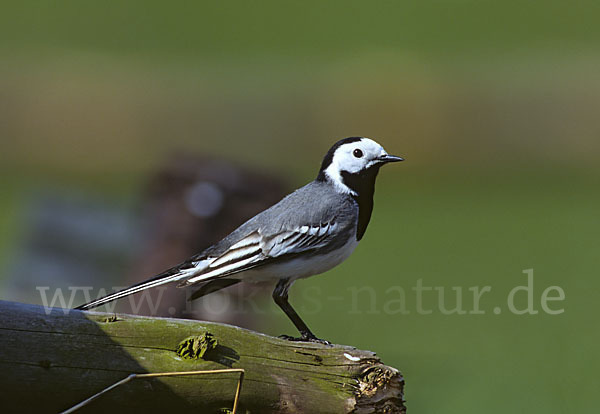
[0, 300, 405, 413]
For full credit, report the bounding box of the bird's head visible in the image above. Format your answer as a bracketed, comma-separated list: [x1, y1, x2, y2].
[317, 137, 403, 195]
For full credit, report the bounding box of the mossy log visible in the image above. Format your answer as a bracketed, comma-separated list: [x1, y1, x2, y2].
[0, 300, 405, 413]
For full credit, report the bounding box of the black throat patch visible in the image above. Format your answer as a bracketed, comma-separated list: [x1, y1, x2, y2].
[340, 165, 381, 241]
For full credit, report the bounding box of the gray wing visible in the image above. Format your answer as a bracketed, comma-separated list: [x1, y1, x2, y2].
[177, 181, 357, 286]
[178, 220, 346, 286]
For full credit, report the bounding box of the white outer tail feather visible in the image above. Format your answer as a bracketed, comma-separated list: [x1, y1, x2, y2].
[74, 272, 189, 310]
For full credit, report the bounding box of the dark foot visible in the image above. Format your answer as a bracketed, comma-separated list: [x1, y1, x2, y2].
[278, 333, 331, 346]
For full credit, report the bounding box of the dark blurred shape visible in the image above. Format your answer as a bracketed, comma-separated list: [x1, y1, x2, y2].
[6, 190, 139, 304]
[124, 153, 288, 326]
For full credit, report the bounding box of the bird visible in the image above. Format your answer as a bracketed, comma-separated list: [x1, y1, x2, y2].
[75, 137, 403, 343]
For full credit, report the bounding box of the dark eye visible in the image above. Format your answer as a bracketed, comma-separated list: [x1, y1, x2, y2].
[353, 149, 363, 158]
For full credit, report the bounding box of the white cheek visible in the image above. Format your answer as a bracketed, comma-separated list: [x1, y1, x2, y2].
[337, 155, 364, 173]
[351, 159, 365, 172]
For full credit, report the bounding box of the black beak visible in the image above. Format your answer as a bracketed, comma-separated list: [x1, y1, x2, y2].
[377, 154, 404, 164]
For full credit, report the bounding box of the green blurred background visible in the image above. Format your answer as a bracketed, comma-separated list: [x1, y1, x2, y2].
[1, 1, 599, 412]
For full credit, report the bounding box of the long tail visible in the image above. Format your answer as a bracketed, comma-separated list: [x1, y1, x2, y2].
[74, 244, 262, 310]
[74, 269, 190, 311]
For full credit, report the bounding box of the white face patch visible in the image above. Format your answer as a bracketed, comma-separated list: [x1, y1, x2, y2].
[324, 137, 389, 194]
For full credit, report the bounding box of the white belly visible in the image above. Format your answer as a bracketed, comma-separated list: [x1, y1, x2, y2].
[241, 238, 359, 283]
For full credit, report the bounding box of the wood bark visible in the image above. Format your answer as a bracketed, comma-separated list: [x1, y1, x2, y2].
[0, 300, 405, 413]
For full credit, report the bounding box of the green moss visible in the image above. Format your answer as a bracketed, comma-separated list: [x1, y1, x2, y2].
[175, 333, 218, 360]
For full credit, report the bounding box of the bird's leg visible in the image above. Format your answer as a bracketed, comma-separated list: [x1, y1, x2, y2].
[272, 279, 330, 345]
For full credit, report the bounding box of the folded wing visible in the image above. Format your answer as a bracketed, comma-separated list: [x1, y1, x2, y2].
[179, 221, 339, 286]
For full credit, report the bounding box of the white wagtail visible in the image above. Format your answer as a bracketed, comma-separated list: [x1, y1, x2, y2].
[75, 137, 403, 342]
